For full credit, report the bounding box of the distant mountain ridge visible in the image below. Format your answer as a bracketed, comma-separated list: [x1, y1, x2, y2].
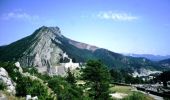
[0, 26, 166, 75]
[125, 53, 170, 61]
[159, 58, 170, 68]
[68, 39, 98, 52]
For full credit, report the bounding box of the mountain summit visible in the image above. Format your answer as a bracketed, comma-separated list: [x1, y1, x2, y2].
[0, 26, 101, 75]
[0, 26, 164, 75]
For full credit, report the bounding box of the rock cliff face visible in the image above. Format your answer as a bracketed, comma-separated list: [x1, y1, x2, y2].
[132, 68, 162, 77]
[19, 26, 77, 75]
[0, 67, 16, 94]
[0, 26, 89, 75]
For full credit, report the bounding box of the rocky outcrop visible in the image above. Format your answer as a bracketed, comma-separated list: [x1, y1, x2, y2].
[26, 95, 38, 100]
[132, 68, 162, 77]
[0, 93, 7, 100]
[17, 26, 81, 75]
[0, 67, 16, 94]
[19, 26, 64, 74]
[15, 62, 23, 73]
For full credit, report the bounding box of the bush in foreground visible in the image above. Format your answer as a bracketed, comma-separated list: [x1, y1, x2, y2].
[0, 81, 6, 90]
[123, 92, 153, 100]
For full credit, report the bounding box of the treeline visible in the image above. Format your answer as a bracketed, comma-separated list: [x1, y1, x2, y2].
[0, 60, 148, 100]
[110, 69, 144, 84]
[0, 60, 112, 100]
[152, 70, 170, 87]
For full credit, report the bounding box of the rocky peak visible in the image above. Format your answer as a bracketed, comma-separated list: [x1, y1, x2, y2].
[33, 26, 62, 40]
[19, 26, 64, 74]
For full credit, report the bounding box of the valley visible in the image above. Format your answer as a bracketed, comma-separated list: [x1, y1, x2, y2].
[1, 0, 170, 99]
[0, 26, 170, 100]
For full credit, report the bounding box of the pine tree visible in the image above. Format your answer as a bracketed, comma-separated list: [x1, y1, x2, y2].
[82, 60, 111, 99]
[66, 68, 76, 85]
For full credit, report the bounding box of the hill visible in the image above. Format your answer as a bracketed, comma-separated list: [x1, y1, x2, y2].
[126, 53, 170, 61]
[0, 26, 165, 75]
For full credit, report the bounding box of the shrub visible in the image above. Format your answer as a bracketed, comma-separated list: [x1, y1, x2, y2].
[16, 76, 54, 99]
[48, 76, 84, 100]
[0, 81, 6, 90]
[123, 92, 153, 100]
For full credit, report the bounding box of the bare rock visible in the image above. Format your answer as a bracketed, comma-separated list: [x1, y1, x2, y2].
[0, 67, 16, 95]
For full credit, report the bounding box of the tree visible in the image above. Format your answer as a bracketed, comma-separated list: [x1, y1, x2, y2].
[66, 68, 76, 85]
[72, 58, 76, 63]
[110, 69, 123, 83]
[81, 60, 111, 99]
[48, 76, 83, 100]
[158, 71, 170, 87]
[16, 76, 51, 99]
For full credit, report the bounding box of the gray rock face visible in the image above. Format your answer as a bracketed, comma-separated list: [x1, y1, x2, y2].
[15, 62, 23, 73]
[132, 68, 162, 77]
[18, 26, 80, 75]
[0, 67, 16, 94]
[0, 93, 7, 100]
[19, 26, 64, 74]
[68, 39, 98, 52]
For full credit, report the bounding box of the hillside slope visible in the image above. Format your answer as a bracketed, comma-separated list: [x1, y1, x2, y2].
[159, 58, 170, 68]
[0, 26, 164, 75]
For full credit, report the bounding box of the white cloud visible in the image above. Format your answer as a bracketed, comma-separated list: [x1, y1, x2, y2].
[1, 10, 40, 23]
[97, 11, 138, 21]
[0, 9, 61, 27]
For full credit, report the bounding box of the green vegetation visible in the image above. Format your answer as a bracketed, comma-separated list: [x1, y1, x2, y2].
[0, 61, 22, 86]
[0, 60, 157, 100]
[81, 60, 111, 99]
[0, 81, 7, 90]
[110, 85, 154, 100]
[0, 33, 37, 62]
[0, 26, 162, 71]
[0, 91, 25, 100]
[48, 76, 84, 100]
[156, 70, 170, 87]
[109, 85, 133, 94]
[123, 92, 154, 100]
[0, 26, 167, 99]
[110, 69, 144, 84]
[57, 36, 161, 71]
[0, 62, 54, 99]
[16, 76, 54, 99]
[66, 68, 76, 85]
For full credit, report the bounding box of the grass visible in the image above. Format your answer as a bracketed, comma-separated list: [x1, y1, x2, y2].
[109, 85, 133, 94]
[123, 92, 154, 100]
[109, 85, 154, 100]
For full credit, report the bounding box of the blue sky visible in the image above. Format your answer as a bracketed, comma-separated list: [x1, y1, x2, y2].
[0, 0, 170, 55]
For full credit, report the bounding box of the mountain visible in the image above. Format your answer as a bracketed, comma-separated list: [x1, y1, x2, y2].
[125, 53, 170, 61]
[0, 26, 165, 75]
[159, 58, 170, 68]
